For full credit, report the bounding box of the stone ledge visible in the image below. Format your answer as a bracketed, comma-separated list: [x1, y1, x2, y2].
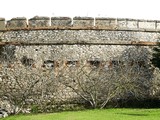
[73, 17, 94, 20]
[29, 16, 50, 20]
[10, 17, 26, 20]
[51, 17, 71, 20]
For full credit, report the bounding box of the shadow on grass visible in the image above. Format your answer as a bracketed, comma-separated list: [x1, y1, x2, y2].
[116, 113, 149, 116]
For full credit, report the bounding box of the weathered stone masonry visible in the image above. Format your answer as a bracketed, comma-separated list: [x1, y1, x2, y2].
[0, 16, 159, 66]
[0, 16, 160, 114]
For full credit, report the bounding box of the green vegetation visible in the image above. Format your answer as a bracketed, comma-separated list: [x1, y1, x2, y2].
[2, 109, 160, 120]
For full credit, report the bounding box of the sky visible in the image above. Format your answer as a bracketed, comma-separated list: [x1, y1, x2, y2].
[1, 0, 160, 20]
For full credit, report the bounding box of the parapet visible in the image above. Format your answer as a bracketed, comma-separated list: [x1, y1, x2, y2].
[138, 20, 156, 30]
[73, 17, 94, 27]
[6, 17, 27, 29]
[0, 18, 5, 30]
[1, 16, 160, 32]
[95, 18, 116, 29]
[51, 17, 72, 27]
[126, 19, 138, 29]
[28, 16, 50, 28]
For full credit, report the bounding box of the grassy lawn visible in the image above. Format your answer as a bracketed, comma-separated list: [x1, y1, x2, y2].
[1, 108, 160, 120]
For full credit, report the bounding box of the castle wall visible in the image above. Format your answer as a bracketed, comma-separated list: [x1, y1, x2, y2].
[0, 16, 159, 113]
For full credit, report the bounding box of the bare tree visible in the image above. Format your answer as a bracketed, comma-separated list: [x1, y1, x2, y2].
[55, 61, 149, 108]
[0, 45, 154, 113]
[56, 47, 152, 109]
[0, 61, 59, 114]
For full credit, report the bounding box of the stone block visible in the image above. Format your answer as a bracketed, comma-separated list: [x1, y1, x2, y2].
[0, 18, 5, 30]
[51, 17, 72, 27]
[6, 17, 27, 29]
[138, 20, 156, 30]
[156, 21, 160, 30]
[126, 19, 138, 29]
[95, 18, 116, 29]
[28, 16, 50, 28]
[117, 18, 127, 29]
[73, 17, 94, 27]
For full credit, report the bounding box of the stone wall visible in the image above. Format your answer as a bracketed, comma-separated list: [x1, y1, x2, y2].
[0, 16, 160, 115]
[0, 16, 160, 31]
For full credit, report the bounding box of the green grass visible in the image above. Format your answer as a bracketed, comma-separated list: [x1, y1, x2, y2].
[1, 109, 160, 120]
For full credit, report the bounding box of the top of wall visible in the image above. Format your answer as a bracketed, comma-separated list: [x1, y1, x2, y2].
[0, 16, 160, 32]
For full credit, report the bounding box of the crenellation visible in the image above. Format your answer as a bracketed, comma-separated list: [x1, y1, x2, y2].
[73, 17, 94, 27]
[0, 18, 5, 30]
[126, 19, 138, 30]
[0, 18, 5, 20]
[95, 17, 117, 29]
[28, 16, 50, 28]
[51, 17, 72, 27]
[0, 16, 159, 31]
[156, 20, 160, 30]
[6, 17, 27, 29]
[117, 18, 127, 29]
[138, 20, 156, 30]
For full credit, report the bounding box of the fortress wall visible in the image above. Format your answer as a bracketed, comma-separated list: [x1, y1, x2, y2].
[0, 16, 159, 113]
